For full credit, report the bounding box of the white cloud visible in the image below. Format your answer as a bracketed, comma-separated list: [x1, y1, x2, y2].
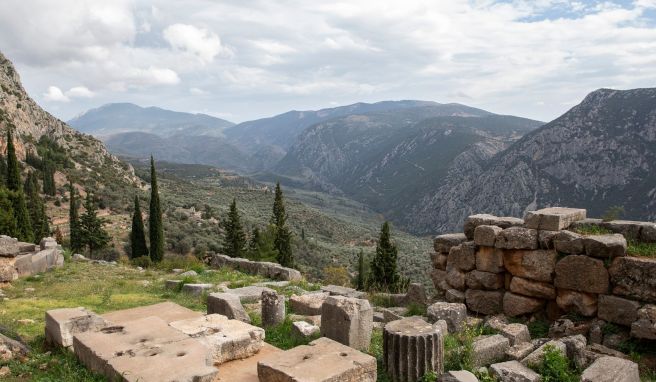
[67, 86, 94, 98]
[44, 86, 69, 102]
[163, 23, 227, 64]
[44, 85, 95, 102]
[190, 87, 208, 95]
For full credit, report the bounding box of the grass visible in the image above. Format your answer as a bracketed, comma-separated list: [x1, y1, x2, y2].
[530, 345, 579, 382]
[627, 240, 656, 259]
[572, 224, 612, 236]
[527, 319, 551, 339]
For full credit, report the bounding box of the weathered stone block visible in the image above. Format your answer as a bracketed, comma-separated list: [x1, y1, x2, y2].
[40, 237, 58, 250]
[548, 318, 590, 339]
[472, 334, 510, 367]
[430, 252, 448, 270]
[503, 292, 545, 317]
[257, 337, 377, 382]
[598, 295, 640, 327]
[227, 285, 275, 303]
[630, 304, 656, 340]
[445, 289, 465, 304]
[557, 289, 598, 317]
[506, 342, 535, 360]
[434, 233, 468, 253]
[475, 246, 504, 273]
[521, 340, 566, 368]
[474, 225, 503, 247]
[465, 289, 504, 315]
[45, 307, 108, 349]
[554, 255, 609, 294]
[524, 207, 586, 231]
[165, 280, 181, 290]
[404, 283, 427, 306]
[553, 230, 584, 254]
[500, 323, 531, 346]
[321, 284, 367, 299]
[448, 242, 477, 272]
[490, 360, 541, 382]
[440, 370, 478, 382]
[561, 334, 588, 369]
[509, 276, 556, 299]
[609, 256, 656, 303]
[102, 301, 202, 325]
[466, 270, 504, 290]
[600, 220, 647, 240]
[383, 317, 443, 381]
[464, 214, 524, 240]
[169, 314, 264, 365]
[261, 290, 285, 328]
[292, 321, 320, 339]
[320, 296, 373, 351]
[581, 356, 640, 382]
[503, 249, 557, 282]
[538, 230, 559, 250]
[431, 269, 449, 291]
[181, 283, 213, 296]
[290, 292, 329, 316]
[495, 227, 538, 250]
[207, 292, 251, 323]
[584, 234, 627, 259]
[426, 302, 467, 333]
[446, 265, 466, 290]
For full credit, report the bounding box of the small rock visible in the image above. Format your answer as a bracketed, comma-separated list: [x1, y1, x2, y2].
[179, 270, 198, 277]
[0, 366, 10, 377]
[490, 360, 541, 382]
[500, 323, 531, 346]
[473, 334, 510, 367]
[427, 302, 467, 333]
[291, 321, 320, 339]
[521, 340, 567, 368]
[440, 370, 478, 382]
[506, 342, 535, 360]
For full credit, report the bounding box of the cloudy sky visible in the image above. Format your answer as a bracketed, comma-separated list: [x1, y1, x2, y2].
[0, 0, 655, 123]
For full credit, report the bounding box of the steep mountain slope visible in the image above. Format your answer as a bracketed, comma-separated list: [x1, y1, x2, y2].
[272, 107, 542, 224]
[0, 52, 137, 191]
[409, 88, 656, 234]
[68, 103, 234, 138]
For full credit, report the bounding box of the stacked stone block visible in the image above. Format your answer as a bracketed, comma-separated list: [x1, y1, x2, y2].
[429, 207, 656, 341]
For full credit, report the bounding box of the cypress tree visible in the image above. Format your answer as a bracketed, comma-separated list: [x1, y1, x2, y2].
[79, 191, 110, 256]
[130, 196, 149, 259]
[42, 160, 56, 196]
[369, 222, 400, 292]
[222, 198, 246, 258]
[69, 182, 82, 253]
[148, 156, 164, 262]
[4, 129, 33, 242]
[356, 250, 366, 291]
[0, 154, 6, 187]
[271, 182, 293, 267]
[248, 227, 261, 260]
[24, 171, 49, 242]
[0, 187, 18, 237]
[301, 228, 305, 241]
[5, 129, 21, 191]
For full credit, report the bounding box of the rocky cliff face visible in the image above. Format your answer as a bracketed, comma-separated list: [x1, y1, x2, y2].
[409, 88, 656, 234]
[0, 51, 137, 187]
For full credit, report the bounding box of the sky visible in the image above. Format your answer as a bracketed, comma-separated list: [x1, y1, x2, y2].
[0, 0, 655, 123]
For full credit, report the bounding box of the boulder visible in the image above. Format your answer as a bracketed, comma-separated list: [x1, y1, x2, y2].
[506, 342, 535, 361]
[597, 295, 641, 326]
[321, 284, 366, 299]
[509, 277, 556, 299]
[538, 230, 559, 250]
[609, 256, 656, 303]
[553, 230, 584, 254]
[556, 289, 598, 316]
[426, 302, 467, 333]
[178, 270, 198, 277]
[521, 340, 566, 368]
[495, 227, 538, 250]
[261, 290, 285, 328]
[292, 321, 320, 339]
[431, 269, 449, 291]
[290, 292, 329, 316]
[600, 220, 648, 241]
[39, 237, 58, 250]
[320, 296, 373, 351]
[524, 207, 586, 231]
[554, 255, 609, 294]
[257, 337, 377, 382]
[472, 334, 510, 367]
[583, 234, 627, 259]
[490, 360, 541, 382]
[466, 270, 504, 290]
[475, 246, 505, 273]
[630, 304, 656, 340]
[503, 249, 557, 282]
[440, 370, 479, 382]
[464, 214, 524, 240]
[503, 292, 545, 317]
[434, 233, 468, 253]
[181, 283, 213, 296]
[580, 356, 640, 382]
[207, 292, 251, 323]
[448, 242, 477, 272]
[45, 307, 108, 349]
[466, 290, 504, 315]
[474, 225, 503, 247]
[500, 323, 530, 346]
[561, 334, 588, 369]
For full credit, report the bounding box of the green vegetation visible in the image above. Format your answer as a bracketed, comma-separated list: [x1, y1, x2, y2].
[356, 249, 366, 291]
[527, 319, 551, 339]
[78, 191, 110, 257]
[627, 240, 656, 259]
[369, 222, 402, 292]
[4, 128, 34, 243]
[129, 195, 149, 259]
[573, 224, 613, 236]
[272, 182, 294, 267]
[222, 198, 247, 258]
[531, 345, 579, 382]
[602, 205, 625, 222]
[69, 182, 82, 253]
[444, 325, 480, 372]
[24, 171, 49, 241]
[250, 314, 320, 350]
[149, 156, 164, 262]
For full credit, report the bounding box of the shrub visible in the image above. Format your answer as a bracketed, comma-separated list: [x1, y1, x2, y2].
[322, 266, 351, 286]
[527, 319, 550, 339]
[533, 345, 578, 382]
[132, 256, 152, 268]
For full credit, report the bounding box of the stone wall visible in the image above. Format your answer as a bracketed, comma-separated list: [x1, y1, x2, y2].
[430, 208, 656, 340]
[210, 253, 302, 281]
[0, 236, 64, 282]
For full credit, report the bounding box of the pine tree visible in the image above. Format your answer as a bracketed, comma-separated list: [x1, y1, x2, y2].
[356, 250, 366, 291]
[222, 198, 246, 258]
[130, 196, 149, 259]
[79, 191, 110, 256]
[271, 182, 293, 267]
[5, 129, 21, 191]
[369, 222, 400, 292]
[24, 171, 49, 242]
[69, 182, 82, 253]
[4, 129, 33, 242]
[148, 156, 164, 262]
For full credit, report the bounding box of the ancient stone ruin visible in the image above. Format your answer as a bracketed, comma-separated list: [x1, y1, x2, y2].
[0, 236, 64, 282]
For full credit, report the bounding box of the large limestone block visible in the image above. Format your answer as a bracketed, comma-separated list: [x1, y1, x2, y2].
[524, 207, 586, 231]
[554, 255, 609, 294]
[431, 269, 449, 291]
[426, 302, 467, 333]
[290, 292, 329, 316]
[0, 236, 19, 257]
[490, 360, 541, 382]
[503, 249, 557, 282]
[181, 283, 213, 296]
[609, 256, 656, 303]
[383, 316, 444, 381]
[448, 242, 477, 272]
[431, 252, 448, 270]
[320, 296, 373, 351]
[506, 342, 536, 361]
[169, 314, 264, 365]
[472, 334, 510, 367]
[207, 293, 251, 323]
[556, 289, 598, 317]
[466, 289, 504, 315]
[553, 230, 584, 254]
[321, 284, 367, 299]
[404, 283, 427, 306]
[630, 304, 656, 340]
[475, 246, 505, 273]
[500, 323, 531, 346]
[40, 237, 58, 250]
[521, 340, 566, 368]
[581, 356, 640, 382]
[509, 277, 556, 299]
[597, 295, 641, 326]
[73, 316, 218, 382]
[583, 234, 627, 259]
[257, 337, 377, 382]
[14, 254, 34, 277]
[102, 301, 202, 325]
[445, 289, 465, 304]
[538, 230, 559, 249]
[495, 227, 538, 250]
[227, 286, 275, 303]
[0, 257, 18, 281]
[466, 270, 504, 290]
[464, 214, 524, 240]
[503, 292, 545, 317]
[45, 307, 108, 349]
[292, 321, 320, 339]
[600, 220, 650, 241]
[434, 233, 468, 253]
[446, 265, 467, 290]
[474, 225, 503, 247]
[31, 250, 49, 273]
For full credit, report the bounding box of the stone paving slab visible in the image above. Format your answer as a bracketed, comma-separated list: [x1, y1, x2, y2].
[214, 343, 282, 382]
[101, 301, 202, 325]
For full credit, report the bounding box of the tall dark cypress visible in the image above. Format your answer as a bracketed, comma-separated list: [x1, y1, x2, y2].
[0, 187, 18, 237]
[130, 196, 148, 259]
[5, 129, 33, 242]
[0, 154, 6, 187]
[271, 182, 293, 267]
[356, 250, 366, 291]
[24, 171, 49, 242]
[5, 129, 21, 191]
[148, 156, 164, 262]
[222, 198, 246, 258]
[369, 222, 400, 292]
[42, 160, 56, 196]
[69, 182, 82, 252]
[248, 227, 261, 260]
